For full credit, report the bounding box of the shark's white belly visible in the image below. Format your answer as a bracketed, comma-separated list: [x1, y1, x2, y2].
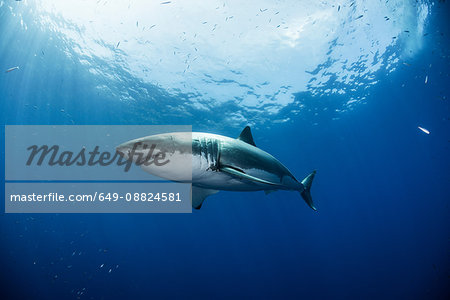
[192, 170, 268, 191]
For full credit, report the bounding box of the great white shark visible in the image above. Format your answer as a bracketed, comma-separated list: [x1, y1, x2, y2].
[116, 126, 317, 210]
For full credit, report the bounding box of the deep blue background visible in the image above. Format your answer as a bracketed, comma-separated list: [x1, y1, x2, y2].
[1, 1, 449, 299]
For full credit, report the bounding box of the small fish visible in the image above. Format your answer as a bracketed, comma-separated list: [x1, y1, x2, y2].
[418, 126, 430, 134]
[116, 41, 120, 48]
[425, 75, 428, 84]
[100, 264, 104, 268]
[160, 1, 171, 4]
[338, 5, 340, 11]
[5, 66, 19, 73]
[355, 15, 363, 20]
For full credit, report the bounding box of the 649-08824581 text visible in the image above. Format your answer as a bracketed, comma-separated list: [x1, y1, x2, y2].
[9, 192, 182, 203]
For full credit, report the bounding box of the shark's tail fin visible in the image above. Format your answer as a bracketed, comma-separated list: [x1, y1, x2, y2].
[300, 171, 317, 211]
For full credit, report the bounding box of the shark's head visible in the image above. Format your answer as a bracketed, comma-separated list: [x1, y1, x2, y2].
[116, 132, 192, 181]
[116, 132, 191, 161]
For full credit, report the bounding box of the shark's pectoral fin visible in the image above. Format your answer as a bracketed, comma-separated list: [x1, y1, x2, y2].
[191, 186, 218, 209]
[221, 166, 281, 187]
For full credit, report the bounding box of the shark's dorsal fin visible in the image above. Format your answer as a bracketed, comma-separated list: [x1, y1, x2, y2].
[191, 186, 218, 209]
[237, 126, 256, 147]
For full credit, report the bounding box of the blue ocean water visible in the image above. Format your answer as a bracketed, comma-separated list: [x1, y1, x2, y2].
[1, 1, 449, 299]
